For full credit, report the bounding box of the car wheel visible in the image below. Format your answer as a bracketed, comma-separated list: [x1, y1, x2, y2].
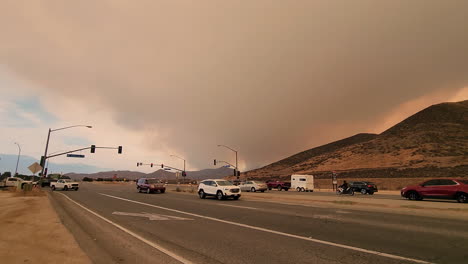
[217, 191, 224, 200]
[285, 188, 289, 191]
[137, 187, 141, 193]
[301, 187, 305, 192]
[361, 189, 367, 195]
[199, 190, 206, 199]
[350, 190, 354, 196]
[160, 189, 165, 194]
[260, 190, 265, 193]
[268, 187, 272, 190]
[146, 188, 151, 194]
[75, 187, 79, 191]
[408, 191, 419, 201]
[277, 186, 282, 191]
[51, 186, 55, 191]
[251, 187, 256, 192]
[296, 187, 301, 192]
[457, 193, 467, 203]
[63, 186, 68, 191]
[368, 191, 374, 195]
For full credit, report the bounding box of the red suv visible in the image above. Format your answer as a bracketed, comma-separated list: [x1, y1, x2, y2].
[137, 178, 166, 194]
[401, 179, 468, 203]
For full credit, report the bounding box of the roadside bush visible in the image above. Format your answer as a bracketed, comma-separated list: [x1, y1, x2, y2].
[82, 177, 93, 182]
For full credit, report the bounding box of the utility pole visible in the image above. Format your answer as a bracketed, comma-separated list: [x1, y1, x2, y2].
[218, 144, 239, 180]
[14, 142, 21, 176]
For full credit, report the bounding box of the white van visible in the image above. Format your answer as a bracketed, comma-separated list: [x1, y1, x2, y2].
[291, 174, 314, 192]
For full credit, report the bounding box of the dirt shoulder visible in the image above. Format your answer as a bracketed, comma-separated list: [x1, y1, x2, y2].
[0, 189, 91, 264]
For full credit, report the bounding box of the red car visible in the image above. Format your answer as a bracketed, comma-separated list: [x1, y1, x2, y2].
[137, 178, 166, 194]
[401, 179, 468, 203]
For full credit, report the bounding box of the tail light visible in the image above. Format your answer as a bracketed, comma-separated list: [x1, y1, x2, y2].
[367, 185, 373, 188]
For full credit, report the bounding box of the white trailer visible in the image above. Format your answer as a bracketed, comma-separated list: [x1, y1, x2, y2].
[291, 174, 314, 192]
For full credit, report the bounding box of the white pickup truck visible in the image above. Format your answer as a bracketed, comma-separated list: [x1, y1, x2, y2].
[50, 179, 79, 191]
[0, 177, 33, 189]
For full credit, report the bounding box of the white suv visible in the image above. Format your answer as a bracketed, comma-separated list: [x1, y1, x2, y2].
[198, 179, 241, 200]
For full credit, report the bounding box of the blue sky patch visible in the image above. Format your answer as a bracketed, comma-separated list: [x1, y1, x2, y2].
[2, 97, 58, 127]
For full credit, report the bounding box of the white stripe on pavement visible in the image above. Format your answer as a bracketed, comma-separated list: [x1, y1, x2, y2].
[59, 193, 194, 264]
[99, 193, 434, 264]
[216, 204, 258, 210]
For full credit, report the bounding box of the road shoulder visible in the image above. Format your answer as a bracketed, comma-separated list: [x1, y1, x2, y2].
[0, 189, 91, 264]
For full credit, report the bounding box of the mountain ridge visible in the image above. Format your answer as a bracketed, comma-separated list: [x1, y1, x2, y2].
[242, 100, 468, 180]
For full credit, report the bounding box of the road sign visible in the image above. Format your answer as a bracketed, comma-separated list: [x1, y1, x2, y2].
[67, 154, 85, 158]
[28, 162, 43, 174]
[112, 212, 192, 221]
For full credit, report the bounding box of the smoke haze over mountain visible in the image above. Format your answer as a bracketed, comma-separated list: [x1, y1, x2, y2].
[1, 1, 467, 171]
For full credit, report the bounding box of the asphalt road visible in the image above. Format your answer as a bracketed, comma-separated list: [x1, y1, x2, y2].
[50, 183, 468, 264]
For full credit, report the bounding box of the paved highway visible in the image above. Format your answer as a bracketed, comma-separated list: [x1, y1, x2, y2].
[50, 183, 468, 264]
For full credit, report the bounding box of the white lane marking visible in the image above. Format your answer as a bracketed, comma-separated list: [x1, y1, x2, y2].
[112, 211, 193, 221]
[59, 193, 193, 264]
[100, 193, 434, 264]
[335, 210, 351, 214]
[216, 204, 257, 210]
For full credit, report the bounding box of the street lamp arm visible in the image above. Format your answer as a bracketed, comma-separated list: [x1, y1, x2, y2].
[170, 155, 185, 162]
[51, 125, 92, 132]
[217, 144, 237, 153]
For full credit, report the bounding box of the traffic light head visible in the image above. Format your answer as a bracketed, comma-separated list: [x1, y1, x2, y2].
[137, 162, 139, 167]
[90, 145, 96, 153]
[214, 159, 217, 166]
[182, 171, 186, 177]
[233, 169, 236, 176]
[118, 146, 122, 154]
[161, 164, 164, 168]
[151, 163, 153, 167]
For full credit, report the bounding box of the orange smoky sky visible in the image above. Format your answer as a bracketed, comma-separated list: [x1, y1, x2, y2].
[0, 1, 467, 170]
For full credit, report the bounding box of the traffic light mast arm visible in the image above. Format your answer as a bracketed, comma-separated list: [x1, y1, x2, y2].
[47, 146, 122, 159]
[46, 147, 92, 159]
[163, 165, 184, 172]
[216, 160, 235, 168]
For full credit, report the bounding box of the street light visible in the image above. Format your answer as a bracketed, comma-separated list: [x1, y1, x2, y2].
[217, 144, 238, 179]
[14, 142, 21, 176]
[170, 155, 186, 183]
[40, 125, 92, 177]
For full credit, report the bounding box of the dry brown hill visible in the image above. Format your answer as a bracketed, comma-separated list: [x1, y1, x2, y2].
[243, 100, 468, 180]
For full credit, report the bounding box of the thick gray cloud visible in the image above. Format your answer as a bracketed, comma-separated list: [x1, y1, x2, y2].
[1, 0, 467, 169]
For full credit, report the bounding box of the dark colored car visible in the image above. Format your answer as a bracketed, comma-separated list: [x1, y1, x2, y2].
[350, 181, 378, 195]
[137, 178, 166, 194]
[401, 179, 468, 203]
[266, 180, 291, 191]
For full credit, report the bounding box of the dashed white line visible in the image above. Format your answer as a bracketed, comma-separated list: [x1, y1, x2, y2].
[59, 193, 193, 264]
[99, 193, 434, 264]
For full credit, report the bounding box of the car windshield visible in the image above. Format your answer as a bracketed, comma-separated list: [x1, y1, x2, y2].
[216, 181, 233, 186]
[147, 179, 161, 184]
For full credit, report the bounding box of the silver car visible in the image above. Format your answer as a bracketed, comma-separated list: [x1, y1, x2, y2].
[239, 181, 268, 192]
